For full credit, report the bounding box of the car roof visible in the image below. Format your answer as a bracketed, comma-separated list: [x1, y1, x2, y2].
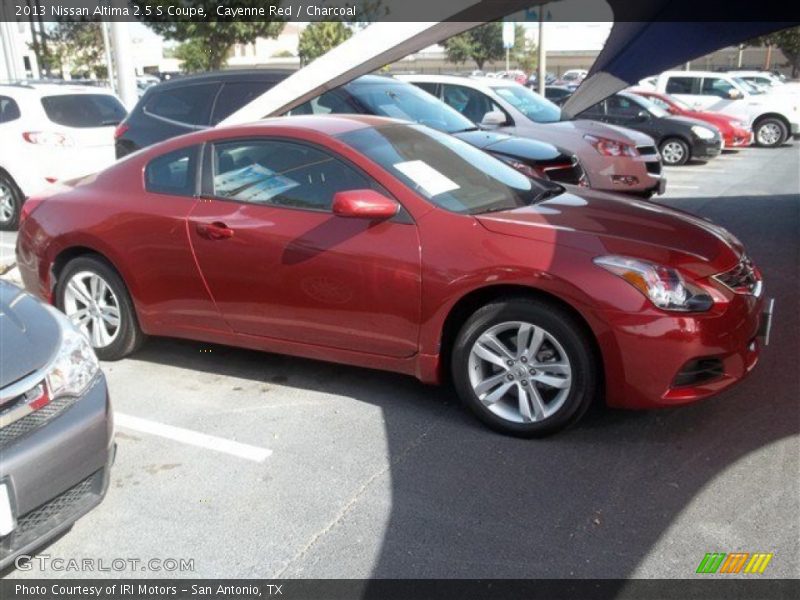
[0, 82, 117, 96]
[151, 69, 294, 90]
[660, 70, 730, 78]
[214, 114, 400, 137]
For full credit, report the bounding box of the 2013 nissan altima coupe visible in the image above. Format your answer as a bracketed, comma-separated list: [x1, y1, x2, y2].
[16, 116, 771, 436]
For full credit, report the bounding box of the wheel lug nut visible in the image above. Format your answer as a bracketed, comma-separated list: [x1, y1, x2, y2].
[507, 360, 514, 366]
[521, 380, 528, 386]
[520, 356, 527, 363]
[506, 374, 515, 381]
[529, 369, 537, 375]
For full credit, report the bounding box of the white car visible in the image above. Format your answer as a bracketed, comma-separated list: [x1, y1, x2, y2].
[0, 83, 126, 229]
[398, 74, 665, 197]
[643, 71, 800, 147]
[727, 70, 800, 96]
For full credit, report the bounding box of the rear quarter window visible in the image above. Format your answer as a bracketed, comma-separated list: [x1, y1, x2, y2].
[144, 83, 219, 126]
[0, 96, 21, 123]
[145, 146, 199, 196]
[41, 94, 126, 128]
[211, 81, 275, 125]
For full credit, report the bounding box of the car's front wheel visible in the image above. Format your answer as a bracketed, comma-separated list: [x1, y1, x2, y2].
[57, 255, 144, 360]
[659, 138, 690, 166]
[753, 118, 787, 147]
[0, 172, 22, 231]
[451, 297, 599, 437]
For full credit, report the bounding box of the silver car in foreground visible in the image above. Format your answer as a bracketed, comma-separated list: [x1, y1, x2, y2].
[0, 281, 113, 570]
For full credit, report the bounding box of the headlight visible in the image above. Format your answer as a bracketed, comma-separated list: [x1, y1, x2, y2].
[583, 134, 638, 157]
[46, 318, 100, 398]
[691, 125, 716, 140]
[594, 255, 713, 312]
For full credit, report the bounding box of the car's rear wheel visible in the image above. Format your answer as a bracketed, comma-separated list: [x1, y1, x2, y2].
[753, 118, 787, 147]
[451, 297, 599, 437]
[57, 256, 144, 360]
[0, 173, 22, 231]
[659, 138, 690, 166]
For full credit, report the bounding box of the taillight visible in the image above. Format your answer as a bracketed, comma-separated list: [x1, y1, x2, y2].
[20, 196, 45, 223]
[584, 134, 638, 157]
[22, 131, 73, 147]
[114, 122, 130, 139]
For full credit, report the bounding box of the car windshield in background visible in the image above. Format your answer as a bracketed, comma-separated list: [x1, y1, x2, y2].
[493, 86, 561, 123]
[635, 95, 670, 118]
[348, 82, 476, 134]
[733, 77, 764, 95]
[41, 94, 127, 128]
[338, 123, 545, 215]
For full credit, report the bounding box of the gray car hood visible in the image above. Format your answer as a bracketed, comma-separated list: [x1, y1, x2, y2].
[0, 282, 60, 388]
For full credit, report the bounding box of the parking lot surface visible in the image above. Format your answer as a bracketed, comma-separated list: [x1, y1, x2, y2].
[3, 143, 799, 579]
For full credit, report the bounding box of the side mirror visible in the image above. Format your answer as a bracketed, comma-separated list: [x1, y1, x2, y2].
[727, 89, 742, 100]
[481, 110, 507, 127]
[635, 110, 650, 121]
[332, 189, 399, 220]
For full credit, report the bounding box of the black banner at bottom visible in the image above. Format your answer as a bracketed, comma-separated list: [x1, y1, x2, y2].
[2, 579, 799, 600]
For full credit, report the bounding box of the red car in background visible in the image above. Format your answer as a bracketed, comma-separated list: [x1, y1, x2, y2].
[631, 89, 753, 148]
[16, 116, 770, 437]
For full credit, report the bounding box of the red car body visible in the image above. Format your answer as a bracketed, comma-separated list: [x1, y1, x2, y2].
[16, 115, 766, 412]
[632, 89, 753, 148]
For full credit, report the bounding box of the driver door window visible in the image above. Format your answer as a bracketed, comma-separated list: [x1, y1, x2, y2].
[701, 77, 736, 99]
[211, 139, 371, 212]
[442, 84, 502, 124]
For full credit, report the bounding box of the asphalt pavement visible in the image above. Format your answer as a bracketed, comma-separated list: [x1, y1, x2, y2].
[3, 142, 799, 579]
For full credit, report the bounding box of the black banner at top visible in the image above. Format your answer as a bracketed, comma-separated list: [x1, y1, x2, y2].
[0, 0, 799, 23]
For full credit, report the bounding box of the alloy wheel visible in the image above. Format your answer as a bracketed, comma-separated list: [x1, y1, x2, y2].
[757, 122, 782, 146]
[63, 271, 122, 348]
[661, 141, 685, 165]
[467, 321, 573, 424]
[0, 182, 14, 223]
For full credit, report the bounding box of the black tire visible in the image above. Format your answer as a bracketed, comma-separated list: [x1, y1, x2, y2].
[56, 255, 145, 360]
[753, 117, 787, 147]
[659, 137, 690, 166]
[450, 296, 599, 437]
[0, 172, 23, 231]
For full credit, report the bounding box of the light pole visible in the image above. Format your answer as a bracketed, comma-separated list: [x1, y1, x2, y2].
[537, 11, 545, 95]
[109, 20, 137, 108]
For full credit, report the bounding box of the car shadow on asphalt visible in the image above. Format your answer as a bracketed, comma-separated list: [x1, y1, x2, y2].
[129, 193, 799, 580]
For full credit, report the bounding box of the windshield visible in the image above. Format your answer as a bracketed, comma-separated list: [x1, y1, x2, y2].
[634, 95, 669, 118]
[732, 77, 762, 95]
[491, 85, 561, 123]
[41, 94, 126, 128]
[665, 94, 691, 111]
[347, 81, 476, 134]
[337, 123, 547, 215]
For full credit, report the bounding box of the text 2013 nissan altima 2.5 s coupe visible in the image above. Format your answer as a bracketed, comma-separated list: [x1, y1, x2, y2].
[16, 116, 773, 436]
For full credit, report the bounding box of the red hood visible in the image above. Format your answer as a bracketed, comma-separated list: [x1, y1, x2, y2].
[475, 189, 744, 277]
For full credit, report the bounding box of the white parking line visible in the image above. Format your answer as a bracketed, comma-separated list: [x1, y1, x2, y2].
[115, 412, 272, 462]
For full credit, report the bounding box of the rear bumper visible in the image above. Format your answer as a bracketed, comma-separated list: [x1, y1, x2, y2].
[0, 375, 113, 571]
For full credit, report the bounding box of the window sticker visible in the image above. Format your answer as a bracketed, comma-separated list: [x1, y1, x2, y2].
[215, 163, 299, 202]
[393, 160, 460, 196]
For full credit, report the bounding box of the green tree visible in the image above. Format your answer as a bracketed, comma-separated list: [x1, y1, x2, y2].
[512, 24, 537, 73]
[136, 1, 284, 71]
[297, 21, 353, 66]
[747, 26, 800, 77]
[38, 22, 106, 78]
[442, 22, 504, 71]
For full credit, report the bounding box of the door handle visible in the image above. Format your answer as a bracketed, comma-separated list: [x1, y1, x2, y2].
[196, 221, 234, 240]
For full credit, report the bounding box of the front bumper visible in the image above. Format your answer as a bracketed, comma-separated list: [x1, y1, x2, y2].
[0, 375, 113, 571]
[602, 292, 767, 410]
[724, 128, 754, 148]
[690, 136, 723, 160]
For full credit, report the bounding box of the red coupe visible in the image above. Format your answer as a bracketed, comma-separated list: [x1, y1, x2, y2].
[16, 116, 770, 436]
[631, 89, 753, 148]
